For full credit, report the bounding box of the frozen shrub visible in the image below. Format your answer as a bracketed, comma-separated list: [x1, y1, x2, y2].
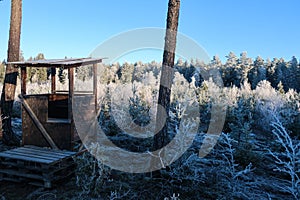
[75, 151, 111, 198]
[164, 193, 180, 200]
[268, 115, 300, 199]
[214, 133, 254, 199]
[280, 89, 300, 136]
[129, 89, 151, 127]
[254, 80, 284, 133]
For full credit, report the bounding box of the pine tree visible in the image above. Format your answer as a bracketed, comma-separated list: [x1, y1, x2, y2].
[267, 58, 279, 88]
[223, 52, 238, 87]
[0, 0, 22, 145]
[120, 62, 134, 83]
[286, 56, 298, 91]
[248, 56, 266, 89]
[238, 52, 252, 85]
[154, 0, 180, 149]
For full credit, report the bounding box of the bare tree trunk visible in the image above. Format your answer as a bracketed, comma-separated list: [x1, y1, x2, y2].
[154, 0, 180, 149]
[1, 0, 22, 145]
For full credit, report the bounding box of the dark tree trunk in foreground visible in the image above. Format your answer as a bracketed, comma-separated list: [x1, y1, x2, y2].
[1, 0, 22, 145]
[154, 0, 180, 149]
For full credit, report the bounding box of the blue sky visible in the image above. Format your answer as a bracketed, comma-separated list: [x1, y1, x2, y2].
[0, 0, 299, 64]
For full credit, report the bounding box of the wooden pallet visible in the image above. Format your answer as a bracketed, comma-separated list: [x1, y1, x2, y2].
[0, 145, 77, 188]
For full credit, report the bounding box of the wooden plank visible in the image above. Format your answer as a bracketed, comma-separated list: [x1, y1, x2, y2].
[0, 150, 58, 162]
[0, 157, 75, 173]
[0, 169, 44, 180]
[0, 147, 76, 164]
[0, 152, 54, 164]
[13, 147, 75, 158]
[49, 94, 68, 101]
[47, 118, 71, 124]
[20, 97, 59, 150]
[24, 146, 76, 156]
[7, 58, 103, 68]
[1, 150, 59, 161]
[0, 175, 23, 183]
[8, 148, 68, 160]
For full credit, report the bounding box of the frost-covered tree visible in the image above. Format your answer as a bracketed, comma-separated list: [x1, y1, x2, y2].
[120, 62, 134, 83]
[248, 56, 266, 89]
[268, 115, 300, 199]
[266, 58, 279, 89]
[222, 52, 239, 87]
[238, 51, 252, 85]
[285, 56, 299, 92]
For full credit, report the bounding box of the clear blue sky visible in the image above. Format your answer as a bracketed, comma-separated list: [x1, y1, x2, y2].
[0, 0, 299, 63]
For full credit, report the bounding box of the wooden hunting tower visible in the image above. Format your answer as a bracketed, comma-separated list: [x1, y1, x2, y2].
[8, 58, 102, 150]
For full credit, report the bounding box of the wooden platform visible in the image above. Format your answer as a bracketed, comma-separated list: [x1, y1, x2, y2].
[0, 146, 77, 188]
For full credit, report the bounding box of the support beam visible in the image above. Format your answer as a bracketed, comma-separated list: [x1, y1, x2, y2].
[20, 97, 58, 150]
[68, 67, 74, 121]
[93, 64, 98, 112]
[51, 67, 56, 94]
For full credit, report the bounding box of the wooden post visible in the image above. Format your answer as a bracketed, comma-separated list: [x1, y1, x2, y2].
[68, 67, 74, 148]
[20, 66, 26, 96]
[51, 67, 56, 94]
[68, 67, 74, 120]
[93, 64, 97, 112]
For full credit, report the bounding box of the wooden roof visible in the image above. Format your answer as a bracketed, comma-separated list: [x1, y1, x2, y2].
[7, 57, 103, 68]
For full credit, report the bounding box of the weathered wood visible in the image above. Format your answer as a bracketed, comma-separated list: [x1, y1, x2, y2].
[93, 63, 98, 111]
[51, 67, 56, 94]
[0, 146, 75, 164]
[21, 97, 58, 149]
[7, 58, 103, 68]
[9, 148, 71, 159]
[68, 67, 74, 121]
[0, 169, 44, 180]
[21, 95, 73, 150]
[0, 146, 77, 188]
[0, 152, 54, 164]
[7, 57, 102, 150]
[25, 145, 75, 156]
[48, 93, 68, 101]
[21, 67, 26, 95]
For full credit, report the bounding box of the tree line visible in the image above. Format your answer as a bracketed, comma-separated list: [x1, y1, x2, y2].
[1, 52, 299, 94]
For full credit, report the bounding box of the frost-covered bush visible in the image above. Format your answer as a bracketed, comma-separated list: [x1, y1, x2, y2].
[268, 115, 300, 199]
[218, 133, 254, 199]
[255, 80, 300, 136]
[129, 90, 151, 127]
[229, 96, 257, 166]
[280, 90, 300, 136]
[254, 80, 283, 133]
[164, 193, 180, 200]
[199, 133, 259, 199]
[75, 152, 111, 198]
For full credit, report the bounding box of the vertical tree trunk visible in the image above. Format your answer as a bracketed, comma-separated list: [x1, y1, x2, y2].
[1, 0, 22, 145]
[154, 0, 180, 149]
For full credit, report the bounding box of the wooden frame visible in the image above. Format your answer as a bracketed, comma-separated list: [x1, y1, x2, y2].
[8, 58, 102, 150]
